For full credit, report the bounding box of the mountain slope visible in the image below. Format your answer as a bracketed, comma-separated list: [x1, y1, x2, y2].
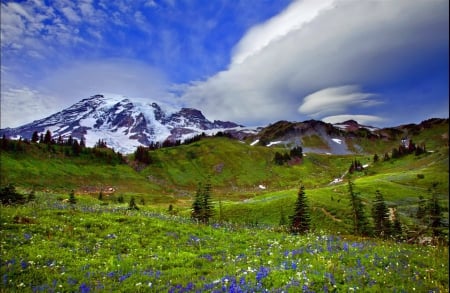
[0, 94, 242, 153]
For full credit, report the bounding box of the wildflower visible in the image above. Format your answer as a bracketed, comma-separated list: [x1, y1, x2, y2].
[20, 260, 28, 270]
[343, 242, 349, 252]
[79, 283, 90, 293]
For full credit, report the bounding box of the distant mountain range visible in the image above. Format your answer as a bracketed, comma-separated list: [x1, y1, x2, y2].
[1, 94, 448, 154]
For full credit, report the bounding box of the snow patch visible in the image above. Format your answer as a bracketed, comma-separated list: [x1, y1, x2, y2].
[79, 117, 96, 128]
[250, 139, 259, 146]
[266, 141, 283, 147]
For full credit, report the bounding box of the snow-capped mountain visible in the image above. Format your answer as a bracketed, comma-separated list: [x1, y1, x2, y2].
[0, 94, 243, 153]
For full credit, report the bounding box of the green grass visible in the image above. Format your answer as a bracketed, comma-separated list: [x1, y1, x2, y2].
[1, 195, 448, 292]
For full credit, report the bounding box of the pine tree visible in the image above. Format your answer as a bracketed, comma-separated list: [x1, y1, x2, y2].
[44, 130, 52, 144]
[348, 179, 371, 236]
[68, 190, 77, 205]
[416, 195, 427, 222]
[202, 177, 214, 224]
[27, 190, 36, 202]
[289, 185, 310, 234]
[128, 196, 139, 210]
[390, 207, 403, 240]
[191, 183, 203, 222]
[373, 153, 379, 163]
[372, 190, 391, 238]
[191, 178, 214, 224]
[428, 183, 444, 237]
[31, 131, 39, 143]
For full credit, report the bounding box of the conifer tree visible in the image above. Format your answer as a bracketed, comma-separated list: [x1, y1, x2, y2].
[191, 183, 203, 222]
[128, 196, 139, 210]
[428, 183, 444, 237]
[371, 190, 391, 238]
[68, 190, 77, 205]
[202, 177, 214, 224]
[44, 130, 52, 144]
[31, 131, 39, 143]
[348, 179, 371, 236]
[191, 178, 214, 224]
[416, 195, 427, 222]
[289, 184, 310, 234]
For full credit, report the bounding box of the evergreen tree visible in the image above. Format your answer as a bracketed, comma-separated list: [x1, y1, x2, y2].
[68, 190, 77, 205]
[416, 195, 427, 222]
[27, 189, 36, 202]
[134, 146, 151, 164]
[128, 196, 139, 210]
[72, 139, 81, 156]
[0, 184, 25, 205]
[371, 190, 391, 238]
[348, 179, 371, 236]
[44, 130, 52, 144]
[274, 152, 284, 165]
[373, 153, 379, 163]
[390, 207, 403, 240]
[98, 191, 104, 201]
[191, 178, 214, 224]
[428, 183, 444, 237]
[289, 146, 303, 158]
[191, 183, 203, 222]
[289, 185, 311, 234]
[80, 137, 86, 148]
[31, 131, 39, 143]
[202, 177, 214, 224]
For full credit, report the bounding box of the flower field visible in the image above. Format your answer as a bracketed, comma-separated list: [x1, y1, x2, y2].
[1, 194, 448, 293]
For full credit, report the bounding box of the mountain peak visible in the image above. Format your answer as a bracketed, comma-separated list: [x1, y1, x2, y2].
[0, 95, 242, 153]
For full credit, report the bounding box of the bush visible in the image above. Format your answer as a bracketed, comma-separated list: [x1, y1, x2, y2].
[417, 174, 425, 179]
[0, 184, 26, 205]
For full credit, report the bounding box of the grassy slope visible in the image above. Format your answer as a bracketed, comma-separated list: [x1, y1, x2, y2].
[1, 132, 448, 234]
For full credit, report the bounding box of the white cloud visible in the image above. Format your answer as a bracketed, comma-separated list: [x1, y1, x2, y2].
[298, 85, 380, 118]
[322, 115, 384, 125]
[232, 0, 335, 65]
[181, 0, 448, 126]
[1, 59, 170, 128]
[0, 87, 62, 128]
[37, 59, 169, 101]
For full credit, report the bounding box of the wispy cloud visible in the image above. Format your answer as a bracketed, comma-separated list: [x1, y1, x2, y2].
[298, 85, 381, 118]
[181, 0, 448, 126]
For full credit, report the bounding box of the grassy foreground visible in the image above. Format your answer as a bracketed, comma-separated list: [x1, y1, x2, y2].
[1, 193, 448, 293]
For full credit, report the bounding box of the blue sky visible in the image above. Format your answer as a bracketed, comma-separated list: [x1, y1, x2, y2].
[1, 0, 448, 128]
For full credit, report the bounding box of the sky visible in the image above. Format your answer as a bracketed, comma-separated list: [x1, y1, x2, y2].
[1, 0, 448, 129]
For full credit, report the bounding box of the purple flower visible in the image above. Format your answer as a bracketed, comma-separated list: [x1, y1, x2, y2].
[256, 266, 270, 283]
[79, 283, 90, 293]
[20, 260, 28, 269]
[343, 242, 349, 252]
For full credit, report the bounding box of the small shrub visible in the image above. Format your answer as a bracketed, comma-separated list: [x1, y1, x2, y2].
[417, 174, 425, 179]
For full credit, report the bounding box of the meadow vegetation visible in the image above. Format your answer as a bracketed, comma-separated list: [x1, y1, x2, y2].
[0, 127, 448, 292]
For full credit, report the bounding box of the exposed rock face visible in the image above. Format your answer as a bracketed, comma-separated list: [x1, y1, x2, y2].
[0, 94, 242, 153]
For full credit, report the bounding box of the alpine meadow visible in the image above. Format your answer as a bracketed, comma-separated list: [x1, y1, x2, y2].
[0, 117, 448, 292]
[1, 0, 449, 292]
